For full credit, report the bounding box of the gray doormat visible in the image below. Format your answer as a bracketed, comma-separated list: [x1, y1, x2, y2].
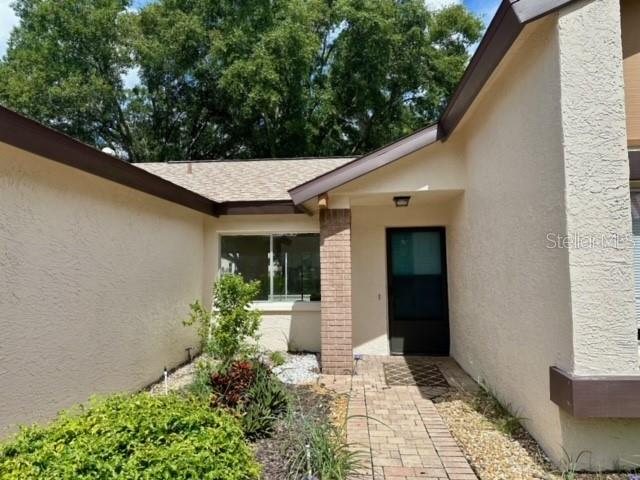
[383, 362, 450, 388]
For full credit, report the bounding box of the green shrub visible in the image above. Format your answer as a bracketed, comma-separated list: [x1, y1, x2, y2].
[189, 358, 216, 398]
[0, 393, 260, 480]
[241, 362, 289, 438]
[208, 359, 289, 439]
[185, 274, 262, 371]
[283, 413, 360, 480]
[269, 351, 286, 367]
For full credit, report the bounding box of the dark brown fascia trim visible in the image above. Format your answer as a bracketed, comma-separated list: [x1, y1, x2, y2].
[550, 366, 640, 418]
[289, 124, 443, 205]
[0, 106, 219, 217]
[438, 1, 522, 136]
[216, 200, 306, 215]
[289, 0, 580, 205]
[630, 150, 640, 180]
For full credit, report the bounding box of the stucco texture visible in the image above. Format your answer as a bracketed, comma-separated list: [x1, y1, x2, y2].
[447, 0, 640, 469]
[351, 201, 456, 355]
[0, 144, 203, 434]
[333, 0, 640, 468]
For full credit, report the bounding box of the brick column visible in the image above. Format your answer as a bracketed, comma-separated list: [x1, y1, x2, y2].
[319, 208, 353, 374]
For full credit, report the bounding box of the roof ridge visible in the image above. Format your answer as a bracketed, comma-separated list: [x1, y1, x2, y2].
[155, 156, 355, 164]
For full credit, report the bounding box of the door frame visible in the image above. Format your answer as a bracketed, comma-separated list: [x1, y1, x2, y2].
[385, 226, 450, 355]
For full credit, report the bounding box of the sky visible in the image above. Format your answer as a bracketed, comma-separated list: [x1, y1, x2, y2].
[0, 0, 501, 83]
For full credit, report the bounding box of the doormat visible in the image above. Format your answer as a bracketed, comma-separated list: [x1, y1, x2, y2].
[383, 362, 450, 389]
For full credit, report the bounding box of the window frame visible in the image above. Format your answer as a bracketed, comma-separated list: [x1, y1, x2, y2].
[217, 230, 321, 306]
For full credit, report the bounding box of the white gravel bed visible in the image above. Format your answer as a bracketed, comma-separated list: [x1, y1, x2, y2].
[148, 357, 206, 395]
[148, 352, 319, 394]
[272, 353, 320, 385]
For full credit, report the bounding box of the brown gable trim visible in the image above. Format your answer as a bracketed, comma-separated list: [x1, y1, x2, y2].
[0, 106, 219, 217]
[550, 366, 640, 417]
[290, 124, 442, 205]
[216, 200, 306, 215]
[630, 150, 640, 180]
[289, 0, 580, 205]
[439, 1, 521, 136]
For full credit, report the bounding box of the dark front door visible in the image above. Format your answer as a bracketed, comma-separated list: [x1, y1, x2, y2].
[387, 227, 449, 355]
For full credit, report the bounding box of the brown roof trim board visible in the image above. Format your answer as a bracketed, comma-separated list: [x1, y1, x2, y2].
[216, 200, 307, 215]
[0, 106, 219, 217]
[0, 107, 309, 216]
[289, 0, 580, 205]
[550, 366, 640, 418]
[290, 124, 443, 205]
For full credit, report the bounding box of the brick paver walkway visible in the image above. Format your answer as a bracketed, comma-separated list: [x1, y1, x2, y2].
[322, 356, 477, 480]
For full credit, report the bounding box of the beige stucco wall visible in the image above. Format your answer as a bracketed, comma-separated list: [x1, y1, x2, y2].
[351, 200, 456, 355]
[446, 0, 640, 469]
[0, 143, 203, 434]
[622, 0, 640, 146]
[446, 14, 573, 466]
[203, 214, 321, 352]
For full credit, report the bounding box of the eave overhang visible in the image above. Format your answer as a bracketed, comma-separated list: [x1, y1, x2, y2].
[289, 0, 581, 205]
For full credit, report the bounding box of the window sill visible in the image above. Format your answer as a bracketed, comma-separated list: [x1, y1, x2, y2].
[251, 301, 321, 313]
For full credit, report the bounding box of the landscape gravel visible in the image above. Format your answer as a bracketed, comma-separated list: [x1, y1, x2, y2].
[149, 352, 319, 395]
[272, 353, 320, 384]
[148, 356, 207, 395]
[434, 390, 631, 480]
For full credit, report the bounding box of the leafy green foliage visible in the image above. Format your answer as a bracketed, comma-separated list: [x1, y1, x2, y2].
[283, 410, 360, 480]
[241, 362, 289, 438]
[188, 357, 217, 398]
[473, 384, 526, 437]
[183, 298, 212, 350]
[184, 274, 262, 371]
[0, 393, 260, 479]
[208, 359, 289, 439]
[0, 0, 139, 159]
[269, 350, 287, 367]
[211, 274, 262, 369]
[0, 0, 483, 161]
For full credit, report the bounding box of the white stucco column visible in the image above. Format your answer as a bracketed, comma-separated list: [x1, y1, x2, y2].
[558, 0, 638, 374]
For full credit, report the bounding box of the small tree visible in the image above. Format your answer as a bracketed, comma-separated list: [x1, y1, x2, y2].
[185, 274, 262, 371]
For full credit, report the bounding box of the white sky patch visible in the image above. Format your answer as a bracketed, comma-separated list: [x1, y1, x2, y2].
[122, 66, 141, 89]
[0, 0, 19, 58]
[424, 0, 462, 10]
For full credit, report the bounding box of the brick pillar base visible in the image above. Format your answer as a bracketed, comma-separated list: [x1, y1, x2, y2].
[320, 208, 353, 374]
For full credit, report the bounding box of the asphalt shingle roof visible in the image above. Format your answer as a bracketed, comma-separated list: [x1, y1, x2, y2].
[136, 157, 354, 203]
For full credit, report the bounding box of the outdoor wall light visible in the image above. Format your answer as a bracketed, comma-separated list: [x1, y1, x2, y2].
[393, 196, 411, 207]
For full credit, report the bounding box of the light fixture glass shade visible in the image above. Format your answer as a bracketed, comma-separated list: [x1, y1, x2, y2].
[393, 196, 411, 207]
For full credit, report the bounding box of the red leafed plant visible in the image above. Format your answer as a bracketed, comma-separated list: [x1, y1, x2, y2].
[210, 360, 257, 408]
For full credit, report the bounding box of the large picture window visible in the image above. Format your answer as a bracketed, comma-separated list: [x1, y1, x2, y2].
[220, 234, 321, 302]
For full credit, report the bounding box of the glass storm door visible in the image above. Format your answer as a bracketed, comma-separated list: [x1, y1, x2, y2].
[386, 227, 449, 355]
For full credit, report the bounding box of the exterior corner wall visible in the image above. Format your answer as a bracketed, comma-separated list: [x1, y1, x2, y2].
[447, 14, 573, 467]
[0, 144, 204, 435]
[558, 0, 638, 375]
[319, 209, 353, 374]
[553, 0, 640, 468]
[447, 1, 640, 469]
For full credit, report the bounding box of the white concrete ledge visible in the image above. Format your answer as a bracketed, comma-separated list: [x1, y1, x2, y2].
[252, 301, 321, 313]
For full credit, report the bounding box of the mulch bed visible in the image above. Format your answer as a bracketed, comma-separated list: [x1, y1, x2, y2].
[253, 384, 340, 480]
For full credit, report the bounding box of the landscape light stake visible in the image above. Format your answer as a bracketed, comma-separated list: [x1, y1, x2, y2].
[163, 367, 168, 395]
[354, 353, 363, 375]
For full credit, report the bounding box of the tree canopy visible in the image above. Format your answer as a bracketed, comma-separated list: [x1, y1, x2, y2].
[0, 0, 483, 162]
